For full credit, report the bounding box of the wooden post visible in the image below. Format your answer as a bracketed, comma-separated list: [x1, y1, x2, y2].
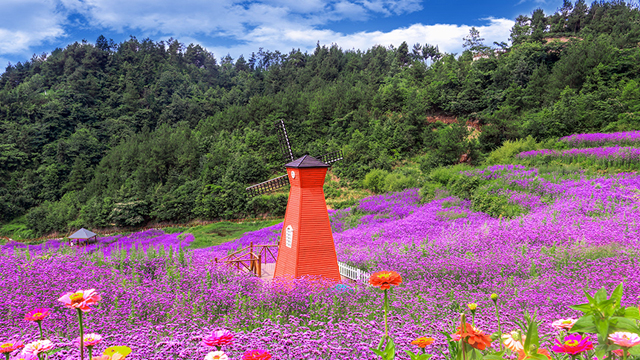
[257, 254, 262, 277]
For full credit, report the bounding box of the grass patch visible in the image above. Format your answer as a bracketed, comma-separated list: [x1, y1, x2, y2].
[165, 219, 283, 249]
[0, 216, 36, 241]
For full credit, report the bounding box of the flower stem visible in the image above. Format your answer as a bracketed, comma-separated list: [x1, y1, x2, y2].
[37, 320, 44, 340]
[460, 313, 467, 360]
[88, 346, 93, 360]
[77, 308, 84, 360]
[383, 289, 389, 338]
[5, 353, 10, 360]
[493, 300, 502, 351]
[623, 349, 628, 360]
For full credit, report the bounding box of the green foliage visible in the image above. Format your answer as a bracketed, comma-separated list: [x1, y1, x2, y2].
[471, 189, 527, 218]
[363, 169, 390, 194]
[384, 172, 418, 193]
[485, 136, 542, 164]
[2, 2, 640, 236]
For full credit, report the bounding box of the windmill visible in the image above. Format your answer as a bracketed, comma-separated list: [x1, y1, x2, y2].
[246, 119, 343, 281]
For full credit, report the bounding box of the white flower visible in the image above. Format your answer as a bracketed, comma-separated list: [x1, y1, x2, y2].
[204, 351, 229, 360]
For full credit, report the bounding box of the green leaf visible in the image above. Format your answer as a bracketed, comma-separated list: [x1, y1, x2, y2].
[103, 346, 132, 358]
[570, 303, 593, 313]
[595, 344, 607, 360]
[569, 315, 597, 333]
[628, 345, 640, 356]
[595, 318, 609, 339]
[610, 316, 640, 333]
[624, 306, 640, 320]
[583, 288, 597, 306]
[526, 319, 540, 351]
[594, 287, 608, 304]
[405, 350, 419, 360]
[598, 299, 615, 315]
[610, 283, 624, 307]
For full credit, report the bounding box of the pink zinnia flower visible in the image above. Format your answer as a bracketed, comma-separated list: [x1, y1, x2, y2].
[202, 330, 234, 348]
[551, 318, 577, 330]
[242, 349, 272, 360]
[609, 332, 640, 348]
[74, 334, 102, 348]
[58, 289, 101, 312]
[204, 351, 229, 360]
[24, 308, 51, 322]
[22, 340, 53, 356]
[0, 341, 23, 353]
[552, 334, 593, 355]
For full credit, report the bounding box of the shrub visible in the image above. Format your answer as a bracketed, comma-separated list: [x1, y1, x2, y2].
[419, 181, 443, 203]
[485, 136, 541, 164]
[363, 169, 389, 194]
[428, 164, 471, 186]
[384, 172, 417, 192]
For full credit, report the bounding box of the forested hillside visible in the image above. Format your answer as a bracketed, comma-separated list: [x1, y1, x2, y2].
[1, 0, 639, 237]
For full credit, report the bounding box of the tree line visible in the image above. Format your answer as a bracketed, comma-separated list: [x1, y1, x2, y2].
[1, 0, 639, 236]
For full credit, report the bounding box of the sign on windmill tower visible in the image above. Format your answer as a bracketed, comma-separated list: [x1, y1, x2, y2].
[246, 120, 344, 282]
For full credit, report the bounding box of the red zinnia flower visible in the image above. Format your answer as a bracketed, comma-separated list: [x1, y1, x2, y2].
[453, 323, 492, 350]
[369, 271, 402, 290]
[25, 308, 51, 322]
[241, 349, 272, 360]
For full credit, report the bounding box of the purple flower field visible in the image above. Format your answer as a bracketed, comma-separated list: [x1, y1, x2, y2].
[1, 165, 640, 359]
[518, 146, 640, 161]
[560, 131, 640, 147]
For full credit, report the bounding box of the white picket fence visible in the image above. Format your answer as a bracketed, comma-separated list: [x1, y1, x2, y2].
[338, 261, 371, 283]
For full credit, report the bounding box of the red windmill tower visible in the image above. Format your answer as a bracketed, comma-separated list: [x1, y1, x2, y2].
[246, 120, 343, 281]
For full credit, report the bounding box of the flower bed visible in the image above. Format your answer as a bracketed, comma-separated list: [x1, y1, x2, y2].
[1, 166, 640, 359]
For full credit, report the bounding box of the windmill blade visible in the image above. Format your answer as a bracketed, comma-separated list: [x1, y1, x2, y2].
[318, 150, 344, 165]
[246, 174, 290, 197]
[275, 119, 294, 163]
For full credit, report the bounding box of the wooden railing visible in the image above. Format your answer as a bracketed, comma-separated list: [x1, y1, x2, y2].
[214, 242, 278, 277]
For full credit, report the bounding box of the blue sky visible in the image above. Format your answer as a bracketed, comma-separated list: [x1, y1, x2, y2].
[0, 0, 564, 69]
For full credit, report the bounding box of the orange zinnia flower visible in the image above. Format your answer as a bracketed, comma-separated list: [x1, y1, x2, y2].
[411, 337, 435, 348]
[454, 323, 493, 350]
[369, 271, 402, 290]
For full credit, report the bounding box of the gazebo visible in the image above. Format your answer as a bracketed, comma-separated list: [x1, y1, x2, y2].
[68, 228, 98, 246]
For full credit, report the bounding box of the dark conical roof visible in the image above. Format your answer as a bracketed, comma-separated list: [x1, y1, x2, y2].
[68, 228, 97, 239]
[285, 155, 329, 168]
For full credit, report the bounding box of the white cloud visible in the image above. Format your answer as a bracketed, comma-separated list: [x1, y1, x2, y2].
[0, 0, 66, 55]
[0, 0, 514, 70]
[206, 17, 515, 59]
